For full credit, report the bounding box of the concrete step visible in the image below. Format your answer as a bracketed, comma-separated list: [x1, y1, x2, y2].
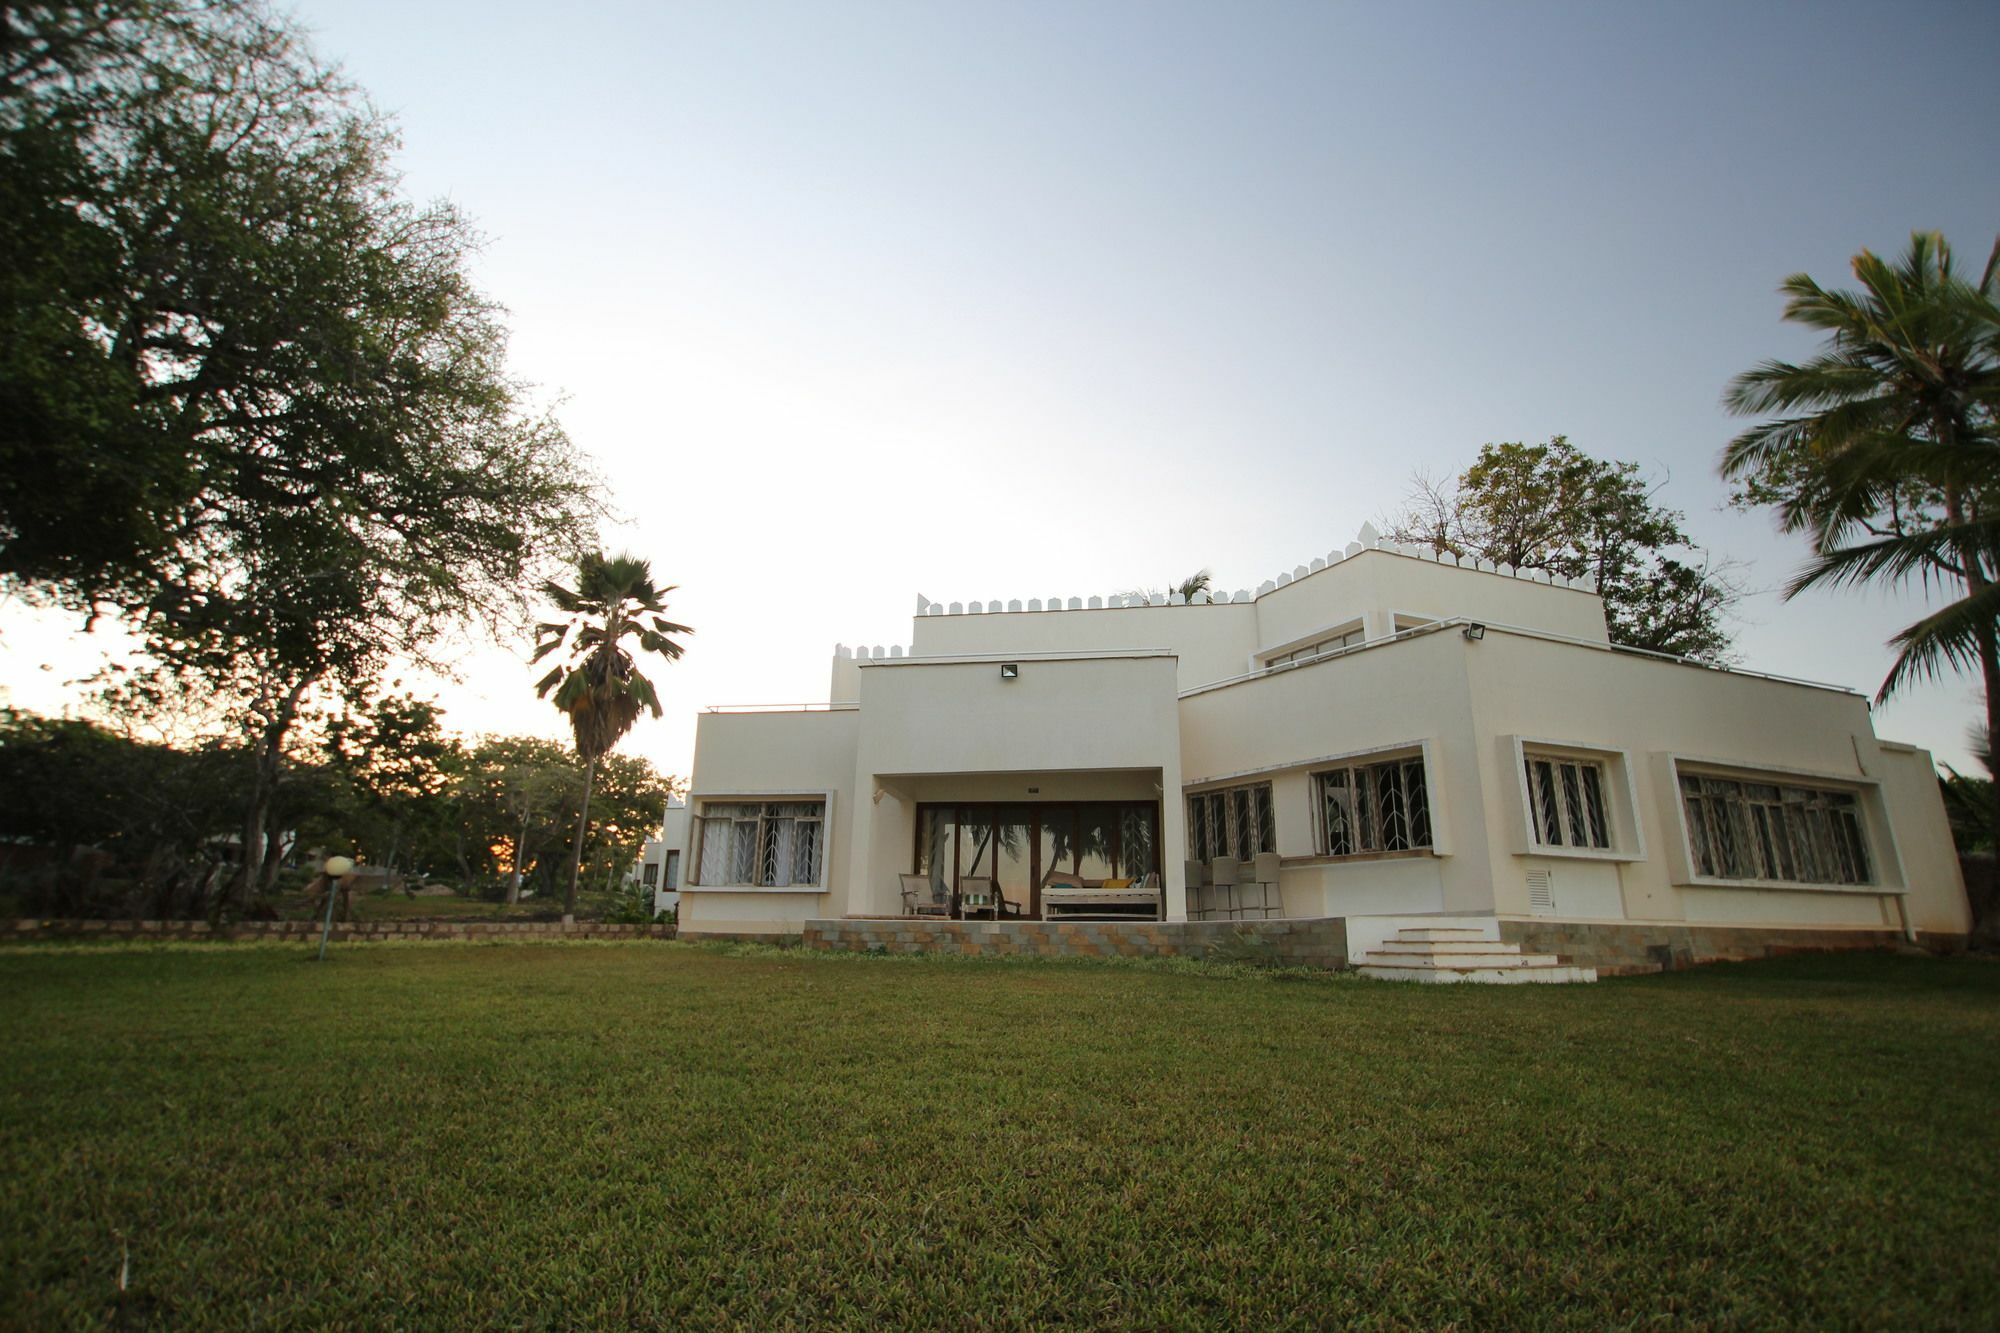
[1357, 962, 1599, 985]
[1391, 927, 1498, 942]
[1362, 949, 1561, 969]
[1371, 940, 1534, 957]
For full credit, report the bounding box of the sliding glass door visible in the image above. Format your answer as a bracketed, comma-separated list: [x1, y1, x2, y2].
[914, 801, 1160, 918]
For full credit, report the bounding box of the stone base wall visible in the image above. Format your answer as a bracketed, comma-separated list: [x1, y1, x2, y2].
[1496, 919, 1923, 975]
[0, 919, 675, 944]
[803, 916, 1349, 968]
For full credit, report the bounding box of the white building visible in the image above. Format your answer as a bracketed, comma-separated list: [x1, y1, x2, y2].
[668, 530, 1971, 969]
[637, 796, 688, 917]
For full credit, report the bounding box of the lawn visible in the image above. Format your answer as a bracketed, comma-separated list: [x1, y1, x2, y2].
[1, 944, 1995, 1328]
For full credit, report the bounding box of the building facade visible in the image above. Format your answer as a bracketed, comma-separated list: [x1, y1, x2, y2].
[669, 530, 1971, 962]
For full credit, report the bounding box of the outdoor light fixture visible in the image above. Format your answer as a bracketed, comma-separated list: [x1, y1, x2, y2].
[1462, 623, 1486, 641]
[317, 855, 355, 962]
[1000, 663, 1019, 680]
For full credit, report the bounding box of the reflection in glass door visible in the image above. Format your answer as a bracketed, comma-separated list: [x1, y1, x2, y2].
[994, 806, 1031, 915]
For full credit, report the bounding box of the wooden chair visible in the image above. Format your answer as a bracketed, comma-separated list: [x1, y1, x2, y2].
[957, 875, 1024, 919]
[899, 872, 950, 918]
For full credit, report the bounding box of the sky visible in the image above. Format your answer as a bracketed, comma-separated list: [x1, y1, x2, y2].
[3, 0, 1998, 777]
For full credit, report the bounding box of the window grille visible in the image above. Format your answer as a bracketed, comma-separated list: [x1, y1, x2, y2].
[1314, 757, 1432, 855]
[1677, 774, 1870, 885]
[692, 800, 826, 886]
[641, 863, 659, 887]
[1525, 756, 1610, 849]
[1185, 782, 1276, 861]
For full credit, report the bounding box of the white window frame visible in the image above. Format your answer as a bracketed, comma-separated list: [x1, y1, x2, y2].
[1388, 611, 1439, 635]
[1184, 781, 1277, 862]
[1504, 738, 1645, 863]
[685, 791, 835, 893]
[1256, 618, 1366, 671]
[1524, 754, 1611, 849]
[1658, 755, 1904, 895]
[1311, 748, 1435, 858]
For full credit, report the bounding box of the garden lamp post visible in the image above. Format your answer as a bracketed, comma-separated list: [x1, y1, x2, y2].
[317, 856, 355, 962]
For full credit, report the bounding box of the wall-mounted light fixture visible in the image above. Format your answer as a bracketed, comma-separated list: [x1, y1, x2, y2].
[1000, 663, 1019, 680]
[1462, 623, 1486, 641]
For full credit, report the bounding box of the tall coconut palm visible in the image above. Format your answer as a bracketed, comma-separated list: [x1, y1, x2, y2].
[1722, 230, 2000, 837]
[532, 553, 691, 918]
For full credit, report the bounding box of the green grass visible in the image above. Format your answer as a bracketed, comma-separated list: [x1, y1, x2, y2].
[1, 945, 1995, 1328]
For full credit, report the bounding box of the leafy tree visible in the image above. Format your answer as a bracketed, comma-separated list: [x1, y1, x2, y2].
[1722, 232, 2000, 851]
[0, 709, 245, 917]
[323, 692, 462, 881]
[1386, 437, 1738, 660]
[533, 554, 690, 918]
[569, 751, 678, 892]
[454, 735, 582, 901]
[1, 2, 600, 911]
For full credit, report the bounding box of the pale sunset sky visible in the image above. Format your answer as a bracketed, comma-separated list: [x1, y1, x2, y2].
[2, 1, 1996, 779]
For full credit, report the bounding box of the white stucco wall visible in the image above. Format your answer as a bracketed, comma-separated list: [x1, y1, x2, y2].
[899, 547, 1609, 693]
[678, 709, 861, 936]
[1457, 631, 1967, 936]
[1177, 628, 1492, 917]
[683, 543, 1971, 944]
[845, 652, 1188, 919]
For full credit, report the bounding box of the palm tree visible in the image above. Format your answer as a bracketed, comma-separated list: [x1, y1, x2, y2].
[532, 553, 691, 919]
[1173, 569, 1213, 602]
[1722, 230, 2000, 838]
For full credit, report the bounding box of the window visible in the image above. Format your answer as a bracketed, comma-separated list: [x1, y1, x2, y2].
[692, 800, 826, 887]
[662, 851, 679, 891]
[1524, 755, 1610, 849]
[1314, 756, 1431, 855]
[1678, 774, 1870, 885]
[1186, 783, 1275, 861]
[1263, 625, 1364, 668]
[641, 862, 659, 887]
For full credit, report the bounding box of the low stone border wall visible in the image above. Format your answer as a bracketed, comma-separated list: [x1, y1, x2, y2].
[0, 919, 675, 944]
[1497, 919, 1920, 975]
[803, 916, 1349, 968]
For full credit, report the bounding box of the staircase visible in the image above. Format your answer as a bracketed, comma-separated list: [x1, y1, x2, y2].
[1355, 925, 1596, 984]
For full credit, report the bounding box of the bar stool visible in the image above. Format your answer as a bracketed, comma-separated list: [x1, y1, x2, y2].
[1183, 860, 1211, 920]
[1208, 857, 1242, 920]
[1251, 851, 1283, 919]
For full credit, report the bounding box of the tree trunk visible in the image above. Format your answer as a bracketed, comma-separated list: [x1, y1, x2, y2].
[225, 678, 310, 916]
[508, 812, 529, 905]
[564, 755, 597, 919]
[1945, 481, 1998, 878]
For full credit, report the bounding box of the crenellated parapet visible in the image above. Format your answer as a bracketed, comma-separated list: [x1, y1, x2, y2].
[902, 522, 1599, 619]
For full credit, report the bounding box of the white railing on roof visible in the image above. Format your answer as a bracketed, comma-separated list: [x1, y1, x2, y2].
[703, 702, 861, 714]
[1176, 616, 1862, 700]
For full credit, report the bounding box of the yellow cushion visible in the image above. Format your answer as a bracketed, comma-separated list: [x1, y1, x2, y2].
[1101, 877, 1131, 889]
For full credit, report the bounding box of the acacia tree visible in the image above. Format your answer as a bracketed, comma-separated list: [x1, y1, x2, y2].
[1386, 437, 1738, 661]
[1723, 231, 2000, 856]
[2, 2, 599, 910]
[455, 735, 582, 902]
[533, 554, 690, 918]
[324, 693, 461, 881]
